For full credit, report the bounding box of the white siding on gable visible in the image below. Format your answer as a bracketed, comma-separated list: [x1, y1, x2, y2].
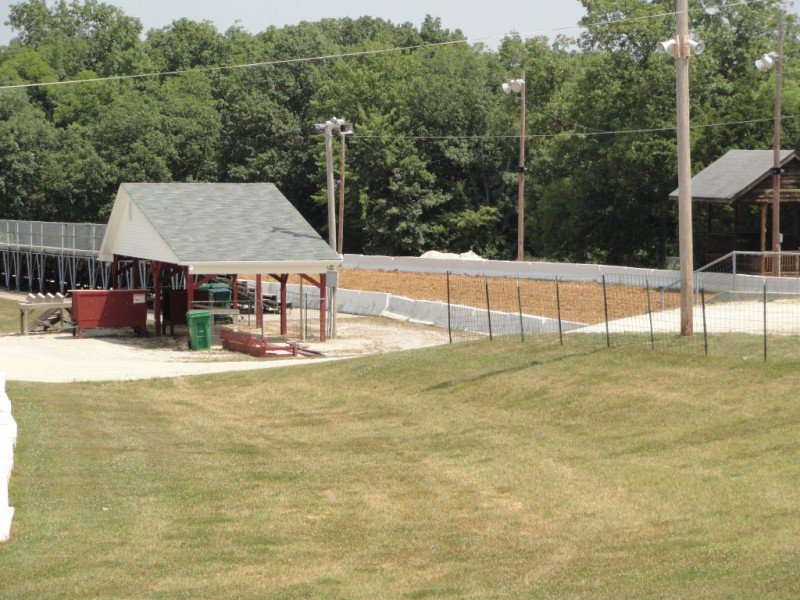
[98, 187, 131, 261]
[99, 187, 179, 263]
[113, 201, 178, 263]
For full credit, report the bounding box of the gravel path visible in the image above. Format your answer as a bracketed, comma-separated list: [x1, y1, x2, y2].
[1, 291, 451, 383]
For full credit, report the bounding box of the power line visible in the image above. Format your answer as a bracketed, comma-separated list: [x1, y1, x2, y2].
[350, 114, 800, 142]
[0, 39, 469, 91]
[0, 0, 786, 158]
[0, 0, 776, 92]
[207, 113, 799, 144]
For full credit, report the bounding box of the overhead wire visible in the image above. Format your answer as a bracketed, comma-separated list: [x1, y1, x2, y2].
[0, 0, 776, 92]
[0, 39, 470, 90]
[348, 114, 800, 143]
[0, 0, 788, 143]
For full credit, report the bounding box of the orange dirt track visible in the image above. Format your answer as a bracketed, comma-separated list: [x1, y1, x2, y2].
[246, 269, 682, 326]
[335, 269, 681, 326]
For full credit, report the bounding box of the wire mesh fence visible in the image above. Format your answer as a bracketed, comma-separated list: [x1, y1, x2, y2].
[234, 278, 324, 342]
[281, 284, 323, 342]
[442, 253, 800, 361]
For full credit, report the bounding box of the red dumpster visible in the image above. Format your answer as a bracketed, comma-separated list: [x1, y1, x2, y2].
[71, 289, 148, 338]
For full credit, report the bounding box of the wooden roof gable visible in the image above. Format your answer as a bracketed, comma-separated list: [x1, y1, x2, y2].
[669, 149, 799, 204]
[99, 183, 341, 274]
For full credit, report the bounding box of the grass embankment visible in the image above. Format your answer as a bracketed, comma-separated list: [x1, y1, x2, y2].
[0, 297, 21, 334]
[2, 340, 800, 598]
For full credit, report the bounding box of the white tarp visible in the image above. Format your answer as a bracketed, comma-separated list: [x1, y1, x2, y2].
[0, 372, 13, 542]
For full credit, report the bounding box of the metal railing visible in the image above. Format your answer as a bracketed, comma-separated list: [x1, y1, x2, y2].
[697, 251, 800, 279]
[0, 220, 106, 255]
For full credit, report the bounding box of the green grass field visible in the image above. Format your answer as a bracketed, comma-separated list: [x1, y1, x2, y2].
[2, 337, 800, 598]
[0, 297, 21, 334]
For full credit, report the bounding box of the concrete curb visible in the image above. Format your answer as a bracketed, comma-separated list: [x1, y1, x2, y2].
[250, 280, 584, 336]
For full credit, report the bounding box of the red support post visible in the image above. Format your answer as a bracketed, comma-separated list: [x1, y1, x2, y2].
[152, 260, 162, 336]
[280, 275, 288, 336]
[186, 268, 194, 313]
[232, 274, 239, 309]
[111, 256, 119, 289]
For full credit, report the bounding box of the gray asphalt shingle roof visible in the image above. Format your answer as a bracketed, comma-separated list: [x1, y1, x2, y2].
[669, 150, 796, 202]
[122, 182, 339, 264]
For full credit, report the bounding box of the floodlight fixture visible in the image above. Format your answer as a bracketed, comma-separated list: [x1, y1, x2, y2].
[313, 117, 354, 135]
[756, 52, 779, 72]
[687, 39, 705, 56]
[502, 79, 525, 95]
[656, 38, 678, 56]
[656, 37, 704, 58]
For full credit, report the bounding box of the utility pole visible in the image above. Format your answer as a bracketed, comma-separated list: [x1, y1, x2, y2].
[772, 10, 784, 276]
[314, 117, 353, 340]
[324, 121, 337, 252]
[517, 72, 527, 262]
[676, 0, 694, 336]
[338, 128, 349, 254]
[501, 75, 527, 261]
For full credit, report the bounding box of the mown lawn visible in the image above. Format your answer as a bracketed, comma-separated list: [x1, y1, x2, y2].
[0, 297, 20, 334]
[2, 338, 800, 599]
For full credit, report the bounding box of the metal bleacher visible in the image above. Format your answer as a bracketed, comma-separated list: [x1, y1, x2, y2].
[0, 220, 109, 293]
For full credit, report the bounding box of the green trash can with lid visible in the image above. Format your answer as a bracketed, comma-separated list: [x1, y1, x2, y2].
[198, 282, 232, 324]
[186, 310, 212, 350]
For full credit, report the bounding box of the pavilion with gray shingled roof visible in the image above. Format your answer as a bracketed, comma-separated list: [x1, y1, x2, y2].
[99, 183, 341, 339]
[669, 149, 800, 260]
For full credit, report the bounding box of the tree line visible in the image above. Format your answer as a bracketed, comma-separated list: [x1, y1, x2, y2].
[0, 0, 797, 266]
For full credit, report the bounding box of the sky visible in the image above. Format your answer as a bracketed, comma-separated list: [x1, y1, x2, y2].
[0, 0, 589, 47]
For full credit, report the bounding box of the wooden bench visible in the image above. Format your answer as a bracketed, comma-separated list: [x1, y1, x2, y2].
[19, 294, 73, 335]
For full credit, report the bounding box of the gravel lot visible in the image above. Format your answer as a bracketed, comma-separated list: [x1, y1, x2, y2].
[0, 290, 451, 383]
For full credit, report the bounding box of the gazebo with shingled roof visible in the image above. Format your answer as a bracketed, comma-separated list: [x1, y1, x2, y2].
[98, 182, 342, 340]
[669, 149, 800, 263]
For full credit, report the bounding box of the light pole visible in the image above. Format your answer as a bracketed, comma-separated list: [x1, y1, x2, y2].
[313, 116, 353, 253]
[657, 1, 704, 336]
[502, 75, 526, 261]
[755, 9, 784, 276]
[337, 124, 353, 253]
[313, 116, 353, 339]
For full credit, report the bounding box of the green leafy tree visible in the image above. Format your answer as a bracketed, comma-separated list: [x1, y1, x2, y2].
[86, 82, 171, 183]
[157, 73, 222, 181]
[0, 91, 112, 221]
[532, 0, 799, 266]
[6, 0, 145, 77]
[344, 111, 449, 255]
[0, 91, 57, 219]
[145, 18, 230, 72]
